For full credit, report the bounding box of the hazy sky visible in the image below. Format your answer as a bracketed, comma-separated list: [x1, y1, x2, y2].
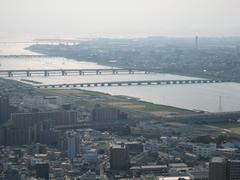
[1, 0, 240, 39]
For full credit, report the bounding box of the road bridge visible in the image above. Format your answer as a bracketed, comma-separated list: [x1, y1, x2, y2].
[35, 79, 225, 89]
[0, 68, 153, 77]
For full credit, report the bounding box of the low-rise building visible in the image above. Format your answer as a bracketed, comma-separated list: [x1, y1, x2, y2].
[193, 143, 216, 158]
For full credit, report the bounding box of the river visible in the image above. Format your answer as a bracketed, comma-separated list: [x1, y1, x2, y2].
[0, 42, 240, 112]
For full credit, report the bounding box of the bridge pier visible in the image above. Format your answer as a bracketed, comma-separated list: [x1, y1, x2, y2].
[96, 70, 102, 75]
[61, 70, 66, 76]
[44, 70, 48, 76]
[112, 70, 118, 75]
[129, 70, 134, 74]
[8, 72, 13, 77]
[26, 71, 31, 77]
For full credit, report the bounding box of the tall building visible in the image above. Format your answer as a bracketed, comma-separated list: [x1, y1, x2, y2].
[0, 96, 9, 125]
[35, 162, 49, 180]
[66, 131, 80, 159]
[209, 157, 227, 180]
[11, 110, 77, 128]
[5, 127, 32, 146]
[110, 144, 130, 171]
[227, 160, 240, 180]
[92, 105, 120, 122]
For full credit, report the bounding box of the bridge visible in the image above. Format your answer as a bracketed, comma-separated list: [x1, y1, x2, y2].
[35, 79, 225, 89]
[0, 55, 49, 59]
[0, 68, 153, 77]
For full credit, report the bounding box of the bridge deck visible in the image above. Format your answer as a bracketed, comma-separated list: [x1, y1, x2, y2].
[0, 68, 154, 77]
[34, 79, 225, 89]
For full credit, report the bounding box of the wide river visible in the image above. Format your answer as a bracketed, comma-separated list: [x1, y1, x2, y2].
[1, 42, 240, 112]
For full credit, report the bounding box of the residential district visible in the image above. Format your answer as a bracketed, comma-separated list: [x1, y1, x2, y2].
[0, 78, 240, 180]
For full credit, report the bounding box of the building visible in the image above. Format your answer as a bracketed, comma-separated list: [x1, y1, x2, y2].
[227, 160, 240, 180]
[130, 165, 168, 176]
[157, 177, 191, 180]
[125, 141, 144, 155]
[193, 143, 216, 158]
[188, 170, 208, 180]
[209, 157, 226, 180]
[83, 149, 98, 163]
[4, 168, 21, 180]
[38, 129, 60, 145]
[66, 131, 80, 159]
[110, 144, 130, 171]
[92, 105, 120, 122]
[35, 162, 49, 180]
[11, 110, 77, 128]
[0, 96, 9, 125]
[79, 171, 100, 180]
[5, 127, 32, 146]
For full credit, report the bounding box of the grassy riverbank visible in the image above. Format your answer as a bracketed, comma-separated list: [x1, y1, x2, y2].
[46, 88, 196, 117]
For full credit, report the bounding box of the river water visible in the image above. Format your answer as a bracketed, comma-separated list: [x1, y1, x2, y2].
[1, 42, 240, 112]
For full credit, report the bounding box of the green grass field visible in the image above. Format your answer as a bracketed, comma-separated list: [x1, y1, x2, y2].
[46, 88, 195, 116]
[126, 99, 195, 115]
[207, 122, 240, 129]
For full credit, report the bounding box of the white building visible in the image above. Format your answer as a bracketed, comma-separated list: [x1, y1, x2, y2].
[193, 143, 216, 158]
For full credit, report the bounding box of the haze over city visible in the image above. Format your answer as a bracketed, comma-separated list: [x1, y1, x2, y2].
[1, 0, 240, 40]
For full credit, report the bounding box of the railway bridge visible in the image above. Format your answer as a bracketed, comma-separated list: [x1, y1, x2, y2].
[35, 79, 225, 89]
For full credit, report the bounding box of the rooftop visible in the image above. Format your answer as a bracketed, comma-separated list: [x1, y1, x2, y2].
[211, 157, 225, 163]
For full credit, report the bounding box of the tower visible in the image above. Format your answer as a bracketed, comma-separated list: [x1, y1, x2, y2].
[218, 96, 223, 112]
[195, 36, 199, 50]
[66, 131, 80, 159]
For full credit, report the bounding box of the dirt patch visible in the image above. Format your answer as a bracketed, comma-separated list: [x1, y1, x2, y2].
[121, 104, 145, 109]
[151, 111, 178, 117]
[230, 128, 240, 135]
[108, 102, 133, 106]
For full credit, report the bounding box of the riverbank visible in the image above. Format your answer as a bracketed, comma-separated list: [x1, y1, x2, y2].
[27, 38, 240, 82]
[43, 88, 196, 118]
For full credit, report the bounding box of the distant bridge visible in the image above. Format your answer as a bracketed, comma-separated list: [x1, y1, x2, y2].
[0, 68, 153, 77]
[35, 79, 225, 89]
[0, 55, 49, 59]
